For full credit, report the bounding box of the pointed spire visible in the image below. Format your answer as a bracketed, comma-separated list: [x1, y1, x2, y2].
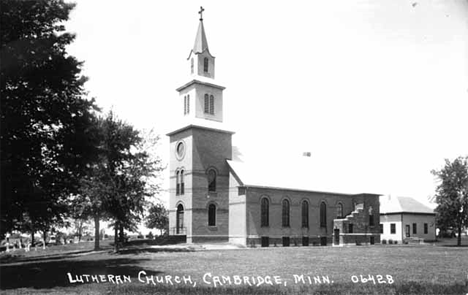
[192, 7, 209, 54]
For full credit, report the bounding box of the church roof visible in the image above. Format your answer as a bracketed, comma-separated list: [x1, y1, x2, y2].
[227, 158, 380, 196]
[380, 196, 435, 214]
[192, 20, 209, 54]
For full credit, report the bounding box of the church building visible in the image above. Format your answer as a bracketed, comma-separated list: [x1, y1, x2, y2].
[167, 9, 381, 247]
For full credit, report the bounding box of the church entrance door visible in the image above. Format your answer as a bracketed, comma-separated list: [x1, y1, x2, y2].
[176, 204, 184, 234]
[333, 228, 340, 245]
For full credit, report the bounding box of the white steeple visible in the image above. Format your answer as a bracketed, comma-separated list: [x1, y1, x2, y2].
[177, 7, 225, 124]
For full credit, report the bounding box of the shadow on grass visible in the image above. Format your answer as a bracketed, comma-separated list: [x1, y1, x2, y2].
[117, 247, 194, 255]
[0, 249, 102, 264]
[0, 255, 161, 290]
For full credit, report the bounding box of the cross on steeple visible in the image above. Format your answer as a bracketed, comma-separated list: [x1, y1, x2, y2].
[199, 6, 204, 21]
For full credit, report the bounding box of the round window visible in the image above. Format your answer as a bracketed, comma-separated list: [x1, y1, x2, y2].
[176, 141, 185, 160]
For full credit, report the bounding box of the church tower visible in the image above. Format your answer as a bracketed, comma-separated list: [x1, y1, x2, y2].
[167, 8, 233, 243]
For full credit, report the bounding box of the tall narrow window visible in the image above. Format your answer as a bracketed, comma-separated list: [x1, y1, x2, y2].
[336, 203, 343, 218]
[176, 204, 184, 234]
[261, 198, 269, 227]
[209, 95, 214, 114]
[369, 206, 374, 226]
[380, 224, 383, 234]
[349, 223, 354, 233]
[204, 57, 209, 72]
[176, 170, 180, 195]
[180, 170, 185, 195]
[282, 199, 290, 227]
[187, 95, 190, 114]
[184, 95, 190, 115]
[413, 223, 417, 234]
[208, 204, 216, 226]
[191, 58, 194, 74]
[320, 202, 327, 228]
[302, 200, 309, 228]
[208, 169, 216, 192]
[424, 223, 428, 234]
[204, 94, 209, 113]
[390, 223, 396, 234]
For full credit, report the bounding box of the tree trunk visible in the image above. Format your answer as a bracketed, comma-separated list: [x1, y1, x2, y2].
[31, 230, 35, 247]
[43, 230, 47, 245]
[119, 223, 124, 244]
[94, 214, 100, 250]
[114, 224, 119, 252]
[458, 224, 462, 246]
[78, 220, 83, 242]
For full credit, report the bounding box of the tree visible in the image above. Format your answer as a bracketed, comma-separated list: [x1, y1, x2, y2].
[75, 112, 163, 251]
[0, 0, 98, 241]
[432, 156, 468, 246]
[146, 203, 169, 236]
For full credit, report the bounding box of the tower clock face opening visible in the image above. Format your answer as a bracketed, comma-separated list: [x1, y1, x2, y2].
[176, 141, 185, 160]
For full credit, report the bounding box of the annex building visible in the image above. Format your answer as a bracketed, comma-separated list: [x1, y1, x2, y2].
[167, 10, 381, 247]
[380, 196, 436, 243]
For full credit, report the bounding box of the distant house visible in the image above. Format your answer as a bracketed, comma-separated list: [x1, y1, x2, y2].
[380, 196, 436, 243]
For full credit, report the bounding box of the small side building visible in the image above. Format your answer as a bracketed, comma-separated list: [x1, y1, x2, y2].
[380, 196, 436, 243]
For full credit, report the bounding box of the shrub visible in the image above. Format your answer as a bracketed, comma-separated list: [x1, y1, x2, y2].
[389, 239, 393, 244]
[382, 239, 387, 244]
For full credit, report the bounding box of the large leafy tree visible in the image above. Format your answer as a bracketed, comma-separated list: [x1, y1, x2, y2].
[432, 156, 468, 246]
[0, 0, 98, 241]
[146, 203, 169, 236]
[75, 112, 163, 251]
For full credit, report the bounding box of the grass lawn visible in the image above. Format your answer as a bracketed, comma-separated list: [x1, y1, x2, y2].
[1, 239, 467, 295]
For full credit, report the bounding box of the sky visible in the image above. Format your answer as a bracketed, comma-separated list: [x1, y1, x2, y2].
[65, 0, 468, 206]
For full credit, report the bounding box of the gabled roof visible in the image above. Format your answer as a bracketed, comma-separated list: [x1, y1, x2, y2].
[192, 20, 209, 54]
[227, 158, 380, 196]
[380, 196, 435, 214]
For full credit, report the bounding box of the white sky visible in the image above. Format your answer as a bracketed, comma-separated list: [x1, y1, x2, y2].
[66, 0, 468, 206]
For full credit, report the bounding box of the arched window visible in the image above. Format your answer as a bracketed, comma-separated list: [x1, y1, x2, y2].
[180, 170, 185, 195]
[176, 204, 184, 234]
[320, 202, 327, 228]
[208, 204, 216, 226]
[176, 170, 180, 195]
[191, 58, 194, 74]
[209, 95, 214, 114]
[208, 169, 216, 192]
[261, 198, 269, 227]
[282, 199, 290, 227]
[337, 203, 343, 218]
[302, 200, 309, 228]
[204, 94, 209, 113]
[204, 57, 209, 72]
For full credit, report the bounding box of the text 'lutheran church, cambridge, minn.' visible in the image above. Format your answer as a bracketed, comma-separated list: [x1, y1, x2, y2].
[167, 8, 381, 247]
